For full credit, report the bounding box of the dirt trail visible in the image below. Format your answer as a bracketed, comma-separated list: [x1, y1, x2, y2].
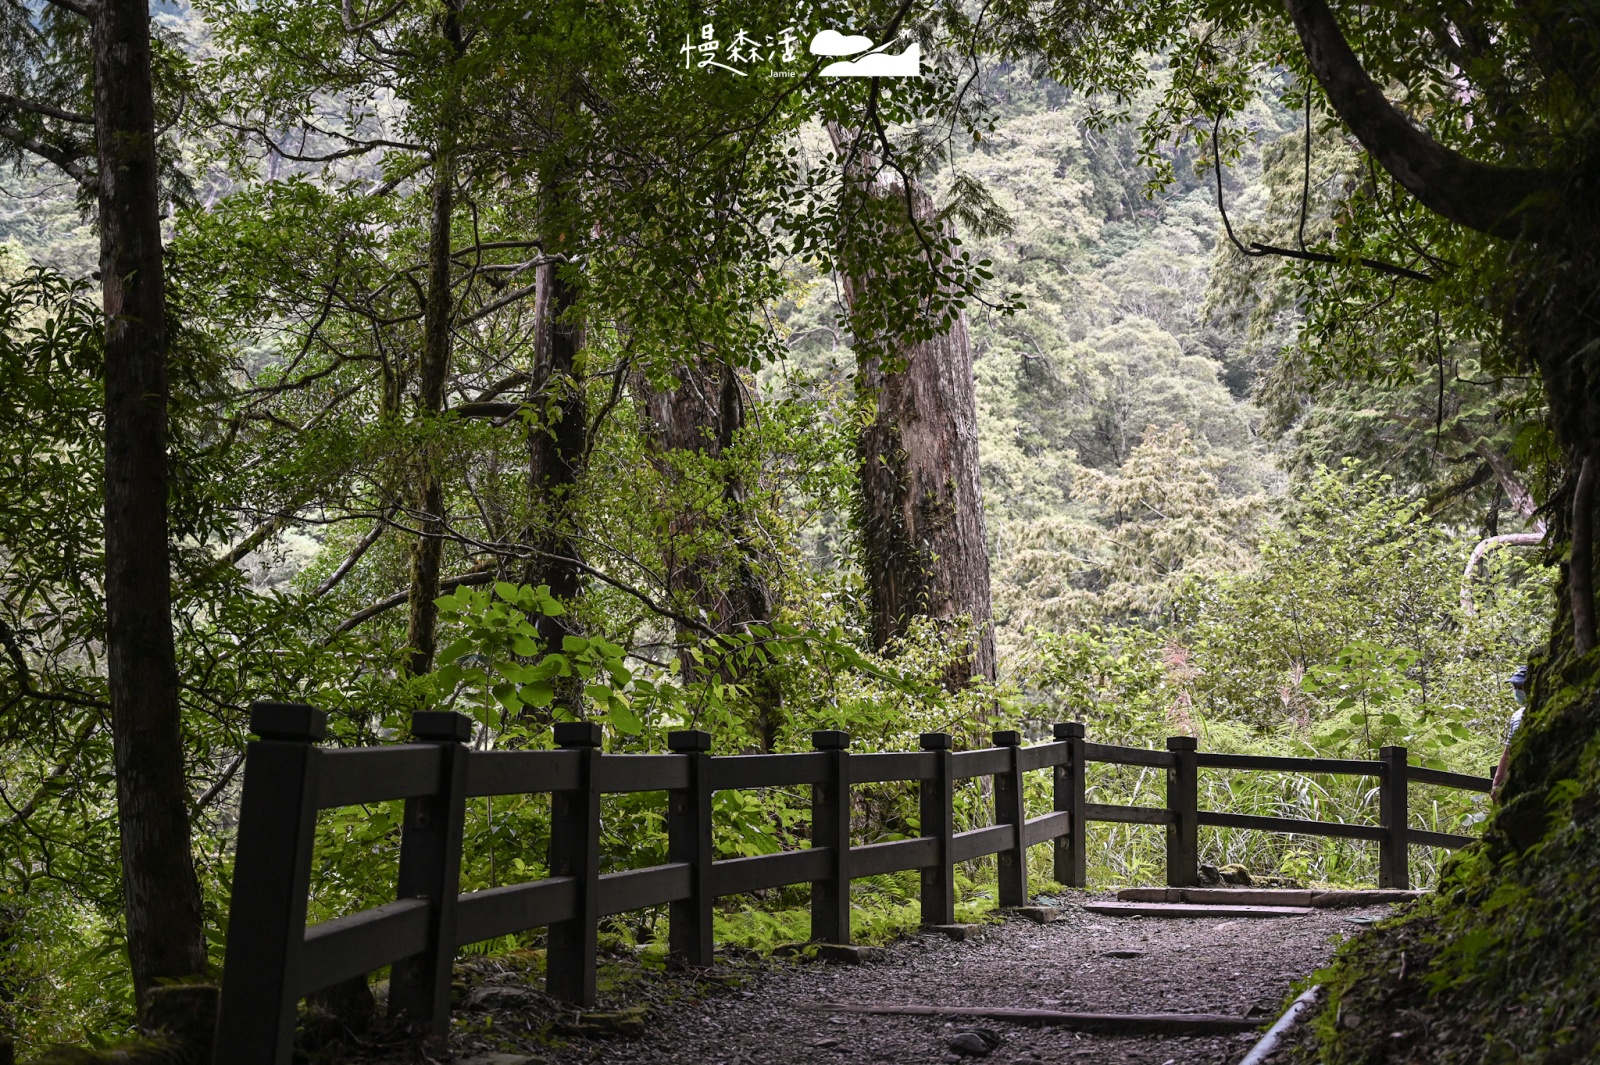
[378, 892, 1396, 1065]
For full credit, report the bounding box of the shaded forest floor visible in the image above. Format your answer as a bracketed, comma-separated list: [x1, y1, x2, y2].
[339, 892, 1403, 1065]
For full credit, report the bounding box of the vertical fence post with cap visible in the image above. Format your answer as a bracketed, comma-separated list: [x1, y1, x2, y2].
[993, 730, 1029, 907]
[811, 729, 851, 944]
[1053, 722, 1087, 888]
[387, 710, 471, 1036]
[667, 729, 713, 968]
[213, 701, 328, 1065]
[918, 732, 955, 926]
[546, 721, 602, 1006]
[1165, 736, 1199, 888]
[1379, 745, 1410, 889]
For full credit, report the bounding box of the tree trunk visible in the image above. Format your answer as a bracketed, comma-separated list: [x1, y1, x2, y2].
[403, 2, 462, 677]
[641, 360, 783, 748]
[523, 190, 586, 711]
[92, 0, 205, 1015]
[828, 127, 997, 691]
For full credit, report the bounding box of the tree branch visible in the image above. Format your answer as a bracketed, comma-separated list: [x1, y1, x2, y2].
[331, 565, 496, 635]
[0, 120, 95, 189]
[0, 618, 110, 710]
[1282, 0, 1556, 240]
[0, 93, 93, 125]
[1573, 455, 1596, 654]
[1460, 532, 1544, 614]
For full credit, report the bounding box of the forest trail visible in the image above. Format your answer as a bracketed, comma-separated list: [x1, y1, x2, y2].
[425, 894, 1401, 1065]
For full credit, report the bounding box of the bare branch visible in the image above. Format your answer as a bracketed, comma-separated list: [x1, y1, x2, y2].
[0, 120, 95, 189]
[1283, 0, 1556, 240]
[0, 93, 93, 125]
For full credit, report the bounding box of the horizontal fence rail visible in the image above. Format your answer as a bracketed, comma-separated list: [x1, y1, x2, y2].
[214, 705, 1490, 1065]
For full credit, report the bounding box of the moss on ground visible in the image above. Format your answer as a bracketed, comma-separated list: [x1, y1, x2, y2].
[1294, 651, 1600, 1063]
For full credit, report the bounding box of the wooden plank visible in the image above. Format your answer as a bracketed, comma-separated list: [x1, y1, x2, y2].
[709, 752, 829, 790]
[1082, 743, 1175, 769]
[454, 877, 578, 946]
[712, 848, 832, 897]
[594, 754, 688, 793]
[1409, 828, 1477, 850]
[851, 836, 939, 877]
[1198, 810, 1386, 841]
[793, 1002, 1260, 1034]
[1023, 810, 1071, 847]
[1019, 743, 1070, 773]
[1310, 890, 1425, 907]
[296, 898, 431, 996]
[463, 749, 579, 796]
[315, 746, 441, 809]
[1115, 888, 1181, 903]
[951, 823, 1015, 862]
[1406, 766, 1492, 793]
[1085, 803, 1174, 826]
[952, 748, 1011, 779]
[853, 751, 935, 783]
[1084, 901, 1312, 918]
[597, 863, 692, 915]
[1194, 752, 1384, 776]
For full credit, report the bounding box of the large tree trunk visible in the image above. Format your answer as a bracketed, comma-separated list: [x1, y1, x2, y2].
[828, 127, 997, 692]
[93, 0, 205, 1015]
[641, 360, 783, 748]
[523, 187, 586, 713]
[403, 1, 462, 677]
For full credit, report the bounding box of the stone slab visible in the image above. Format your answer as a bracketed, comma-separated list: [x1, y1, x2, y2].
[815, 943, 888, 965]
[1006, 906, 1062, 924]
[924, 923, 985, 941]
[1085, 901, 1313, 918]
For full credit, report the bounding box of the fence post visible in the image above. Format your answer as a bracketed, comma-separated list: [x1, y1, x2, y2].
[918, 732, 955, 926]
[388, 711, 471, 1037]
[811, 729, 851, 944]
[1379, 745, 1410, 889]
[1165, 736, 1199, 888]
[993, 730, 1028, 907]
[547, 721, 602, 1006]
[667, 729, 713, 968]
[1053, 722, 1087, 888]
[213, 701, 327, 1065]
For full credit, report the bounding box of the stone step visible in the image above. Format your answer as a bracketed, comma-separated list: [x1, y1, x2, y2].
[1115, 887, 1425, 907]
[1085, 900, 1313, 918]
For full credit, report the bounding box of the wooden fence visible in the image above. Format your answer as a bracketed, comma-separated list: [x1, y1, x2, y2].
[214, 701, 1491, 1065]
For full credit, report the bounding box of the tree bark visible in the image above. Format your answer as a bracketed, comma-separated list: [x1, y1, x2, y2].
[522, 187, 586, 711]
[1283, 0, 1556, 240]
[93, 0, 205, 1014]
[828, 126, 997, 691]
[641, 360, 783, 747]
[403, 1, 462, 677]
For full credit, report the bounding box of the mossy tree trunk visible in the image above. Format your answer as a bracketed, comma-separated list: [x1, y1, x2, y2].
[827, 126, 997, 693]
[641, 359, 783, 749]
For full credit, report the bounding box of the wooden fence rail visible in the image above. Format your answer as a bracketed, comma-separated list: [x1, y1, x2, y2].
[214, 702, 1491, 1065]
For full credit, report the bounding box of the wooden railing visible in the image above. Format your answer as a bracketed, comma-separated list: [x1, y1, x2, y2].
[214, 701, 1490, 1065]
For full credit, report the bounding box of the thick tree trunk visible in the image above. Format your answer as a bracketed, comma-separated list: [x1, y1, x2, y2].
[92, 0, 205, 1014]
[642, 361, 782, 747]
[828, 128, 997, 691]
[403, 3, 462, 677]
[523, 202, 586, 711]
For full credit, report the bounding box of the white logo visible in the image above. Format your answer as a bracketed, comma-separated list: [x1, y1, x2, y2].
[809, 29, 921, 77]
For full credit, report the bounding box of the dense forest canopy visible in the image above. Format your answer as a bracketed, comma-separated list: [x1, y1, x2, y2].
[0, 0, 1592, 1059]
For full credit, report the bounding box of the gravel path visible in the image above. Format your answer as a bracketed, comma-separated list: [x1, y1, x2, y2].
[364, 893, 1393, 1065]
